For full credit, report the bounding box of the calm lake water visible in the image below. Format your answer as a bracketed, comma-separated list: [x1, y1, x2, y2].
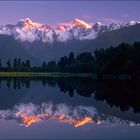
[0, 77, 140, 139]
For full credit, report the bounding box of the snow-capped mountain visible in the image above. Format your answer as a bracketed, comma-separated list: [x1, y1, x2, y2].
[0, 18, 139, 43]
[0, 18, 139, 65]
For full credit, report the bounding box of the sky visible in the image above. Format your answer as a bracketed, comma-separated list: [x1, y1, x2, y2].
[0, 1, 140, 25]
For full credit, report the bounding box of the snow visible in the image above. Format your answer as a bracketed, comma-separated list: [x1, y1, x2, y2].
[129, 21, 137, 26]
[15, 28, 37, 42]
[0, 18, 139, 43]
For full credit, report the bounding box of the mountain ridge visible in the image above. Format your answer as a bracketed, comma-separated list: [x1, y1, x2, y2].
[0, 18, 139, 43]
[82, 23, 140, 52]
[0, 18, 140, 65]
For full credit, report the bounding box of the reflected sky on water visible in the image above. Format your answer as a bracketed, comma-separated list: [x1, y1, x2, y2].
[0, 77, 139, 139]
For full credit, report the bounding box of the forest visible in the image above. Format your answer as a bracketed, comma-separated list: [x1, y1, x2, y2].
[0, 42, 140, 77]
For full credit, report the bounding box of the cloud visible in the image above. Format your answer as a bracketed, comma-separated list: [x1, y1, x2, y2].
[122, 14, 129, 18]
[104, 18, 121, 23]
[102, 18, 122, 25]
[82, 15, 93, 20]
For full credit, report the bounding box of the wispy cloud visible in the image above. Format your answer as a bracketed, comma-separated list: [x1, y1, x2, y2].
[100, 18, 123, 25]
[82, 15, 93, 20]
[122, 14, 129, 18]
[104, 18, 121, 23]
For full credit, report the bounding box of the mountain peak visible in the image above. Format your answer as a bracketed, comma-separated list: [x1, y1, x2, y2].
[96, 22, 103, 26]
[128, 20, 140, 26]
[17, 18, 42, 29]
[19, 17, 32, 22]
[71, 18, 92, 28]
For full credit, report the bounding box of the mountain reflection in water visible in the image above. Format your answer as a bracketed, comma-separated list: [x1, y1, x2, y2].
[0, 103, 100, 127]
[0, 77, 140, 128]
[0, 102, 139, 128]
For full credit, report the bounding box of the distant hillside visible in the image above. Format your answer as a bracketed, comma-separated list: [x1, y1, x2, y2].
[0, 35, 39, 65]
[82, 24, 140, 52]
[0, 34, 91, 65]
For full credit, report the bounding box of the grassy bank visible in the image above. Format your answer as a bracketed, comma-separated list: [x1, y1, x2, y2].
[0, 72, 95, 78]
[0, 72, 133, 80]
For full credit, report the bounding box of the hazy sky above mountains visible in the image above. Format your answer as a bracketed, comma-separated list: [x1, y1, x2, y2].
[0, 1, 140, 25]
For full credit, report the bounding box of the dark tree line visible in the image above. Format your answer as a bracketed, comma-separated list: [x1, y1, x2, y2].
[0, 52, 95, 73]
[93, 42, 140, 76]
[0, 58, 31, 72]
[0, 42, 140, 76]
[35, 41, 140, 76]
[53, 42, 140, 75]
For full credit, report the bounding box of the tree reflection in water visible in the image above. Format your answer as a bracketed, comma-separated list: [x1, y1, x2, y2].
[0, 76, 139, 113]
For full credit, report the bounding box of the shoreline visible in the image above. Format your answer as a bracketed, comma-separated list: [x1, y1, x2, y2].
[0, 72, 94, 78]
[0, 72, 134, 80]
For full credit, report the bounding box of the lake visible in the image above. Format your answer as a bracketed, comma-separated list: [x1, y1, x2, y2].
[0, 77, 140, 139]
